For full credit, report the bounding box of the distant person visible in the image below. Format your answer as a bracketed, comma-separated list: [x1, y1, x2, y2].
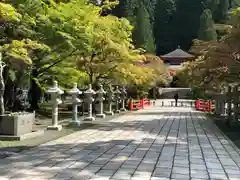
[174, 93, 179, 107]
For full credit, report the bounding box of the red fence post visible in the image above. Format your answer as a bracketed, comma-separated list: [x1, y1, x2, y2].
[195, 100, 200, 110]
[208, 100, 212, 112]
[195, 99, 212, 113]
[129, 99, 133, 111]
[140, 99, 144, 109]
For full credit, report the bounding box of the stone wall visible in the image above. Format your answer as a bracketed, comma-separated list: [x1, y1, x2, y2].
[157, 88, 192, 99]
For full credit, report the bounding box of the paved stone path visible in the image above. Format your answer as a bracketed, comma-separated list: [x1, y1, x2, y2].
[1, 105, 240, 180]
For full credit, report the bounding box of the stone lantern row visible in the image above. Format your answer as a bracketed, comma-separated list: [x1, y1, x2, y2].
[46, 81, 127, 130]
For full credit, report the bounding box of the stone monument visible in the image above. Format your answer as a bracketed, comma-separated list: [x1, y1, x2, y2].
[68, 83, 82, 127]
[47, 80, 63, 131]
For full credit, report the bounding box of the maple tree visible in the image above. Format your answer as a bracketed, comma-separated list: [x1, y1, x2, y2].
[177, 8, 240, 94]
[0, 0, 168, 110]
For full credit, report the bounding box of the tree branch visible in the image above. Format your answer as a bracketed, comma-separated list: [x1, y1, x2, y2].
[37, 50, 75, 77]
[95, 64, 117, 80]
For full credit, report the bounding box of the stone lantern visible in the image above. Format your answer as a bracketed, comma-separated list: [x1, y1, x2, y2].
[105, 85, 114, 116]
[84, 84, 96, 121]
[96, 84, 106, 118]
[214, 86, 226, 116]
[120, 87, 127, 111]
[68, 83, 82, 127]
[114, 86, 121, 113]
[47, 80, 63, 131]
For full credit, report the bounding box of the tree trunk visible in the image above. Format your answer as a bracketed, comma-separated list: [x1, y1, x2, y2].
[89, 73, 93, 85]
[0, 64, 5, 115]
[29, 69, 42, 111]
[4, 79, 15, 111]
[0, 87, 4, 114]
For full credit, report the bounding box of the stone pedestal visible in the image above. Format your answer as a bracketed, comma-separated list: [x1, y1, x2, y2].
[68, 83, 82, 127]
[47, 125, 62, 131]
[84, 84, 95, 121]
[46, 81, 63, 131]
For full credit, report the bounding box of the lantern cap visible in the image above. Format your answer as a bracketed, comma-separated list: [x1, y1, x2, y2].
[47, 81, 64, 94]
[69, 83, 82, 95]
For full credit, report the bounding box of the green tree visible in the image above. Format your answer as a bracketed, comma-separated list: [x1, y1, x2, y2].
[112, 0, 157, 53]
[1, 0, 159, 111]
[173, 0, 205, 50]
[111, 0, 138, 18]
[141, 0, 157, 26]
[198, 9, 217, 41]
[154, 0, 176, 55]
[214, 0, 229, 23]
[133, 3, 155, 53]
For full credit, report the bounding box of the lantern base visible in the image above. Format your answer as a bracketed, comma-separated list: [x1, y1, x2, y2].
[47, 125, 62, 131]
[84, 116, 95, 121]
[69, 121, 81, 127]
[115, 110, 120, 113]
[105, 111, 114, 116]
[120, 108, 127, 112]
[96, 113, 106, 118]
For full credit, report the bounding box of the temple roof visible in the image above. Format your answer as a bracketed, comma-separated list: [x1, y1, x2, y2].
[162, 46, 194, 58]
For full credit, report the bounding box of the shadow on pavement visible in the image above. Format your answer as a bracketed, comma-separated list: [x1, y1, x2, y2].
[0, 138, 180, 180]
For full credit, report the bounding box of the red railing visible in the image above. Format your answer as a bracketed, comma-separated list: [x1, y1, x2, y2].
[141, 98, 151, 107]
[129, 98, 151, 111]
[195, 99, 212, 112]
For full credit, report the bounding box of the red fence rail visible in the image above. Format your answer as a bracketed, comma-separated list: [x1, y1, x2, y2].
[129, 98, 151, 111]
[195, 99, 212, 112]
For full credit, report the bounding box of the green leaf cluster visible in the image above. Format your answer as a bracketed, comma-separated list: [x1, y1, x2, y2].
[0, 0, 163, 93]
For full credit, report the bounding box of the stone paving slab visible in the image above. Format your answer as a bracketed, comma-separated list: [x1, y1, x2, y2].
[1, 103, 240, 179]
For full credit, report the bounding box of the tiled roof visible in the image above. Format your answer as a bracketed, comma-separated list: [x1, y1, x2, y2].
[162, 46, 194, 58]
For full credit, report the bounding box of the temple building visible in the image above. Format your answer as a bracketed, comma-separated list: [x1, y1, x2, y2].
[160, 45, 195, 69]
[160, 46, 195, 87]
